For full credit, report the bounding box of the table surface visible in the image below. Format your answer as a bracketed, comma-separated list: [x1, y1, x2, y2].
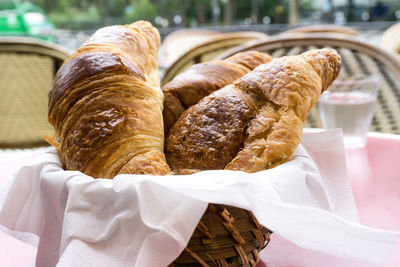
[1, 132, 400, 267]
[258, 132, 400, 267]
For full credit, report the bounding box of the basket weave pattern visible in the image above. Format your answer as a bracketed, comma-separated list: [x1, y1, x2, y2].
[171, 204, 271, 267]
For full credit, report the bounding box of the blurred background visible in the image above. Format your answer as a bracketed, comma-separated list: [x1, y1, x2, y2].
[1, 0, 400, 151]
[1, 0, 399, 49]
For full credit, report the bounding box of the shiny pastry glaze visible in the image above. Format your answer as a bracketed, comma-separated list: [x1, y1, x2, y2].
[48, 52, 144, 126]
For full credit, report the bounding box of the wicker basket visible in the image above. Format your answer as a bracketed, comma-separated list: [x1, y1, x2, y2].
[171, 204, 271, 267]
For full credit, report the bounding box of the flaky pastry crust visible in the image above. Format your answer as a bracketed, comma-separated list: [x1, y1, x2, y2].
[165, 49, 342, 173]
[48, 21, 170, 178]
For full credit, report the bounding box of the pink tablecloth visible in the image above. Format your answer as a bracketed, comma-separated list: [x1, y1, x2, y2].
[258, 132, 400, 267]
[0, 152, 41, 267]
[1, 132, 400, 267]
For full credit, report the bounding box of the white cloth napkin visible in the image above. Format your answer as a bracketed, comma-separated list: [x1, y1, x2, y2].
[0, 129, 398, 267]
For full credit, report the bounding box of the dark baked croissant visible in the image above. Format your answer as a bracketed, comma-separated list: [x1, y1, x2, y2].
[47, 21, 170, 178]
[165, 49, 342, 173]
[162, 51, 272, 134]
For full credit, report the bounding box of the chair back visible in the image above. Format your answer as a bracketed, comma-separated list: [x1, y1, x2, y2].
[217, 33, 400, 134]
[282, 24, 359, 36]
[159, 29, 222, 68]
[381, 22, 400, 54]
[161, 31, 268, 86]
[0, 37, 71, 147]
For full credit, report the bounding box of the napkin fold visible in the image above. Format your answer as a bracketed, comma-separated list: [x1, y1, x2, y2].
[0, 130, 398, 266]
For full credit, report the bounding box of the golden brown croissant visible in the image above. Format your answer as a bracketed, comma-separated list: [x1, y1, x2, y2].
[165, 49, 342, 173]
[48, 21, 170, 178]
[162, 51, 272, 134]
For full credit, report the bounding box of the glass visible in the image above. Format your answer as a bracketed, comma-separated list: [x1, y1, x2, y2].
[318, 76, 380, 148]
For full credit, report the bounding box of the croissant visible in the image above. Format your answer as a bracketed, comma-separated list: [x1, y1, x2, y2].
[47, 21, 170, 178]
[165, 49, 342, 173]
[162, 51, 272, 134]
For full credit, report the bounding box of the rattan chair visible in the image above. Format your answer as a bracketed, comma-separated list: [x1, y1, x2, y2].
[0, 36, 71, 147]
[161, 31, 268, 86]
[216, 33, 400, 134]
[381, 22, 400, 54]
[159, 29, 222, 69]
[282, 24, 359, 36]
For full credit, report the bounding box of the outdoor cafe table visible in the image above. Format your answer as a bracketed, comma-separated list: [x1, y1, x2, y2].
[0, 131, 399, 266]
